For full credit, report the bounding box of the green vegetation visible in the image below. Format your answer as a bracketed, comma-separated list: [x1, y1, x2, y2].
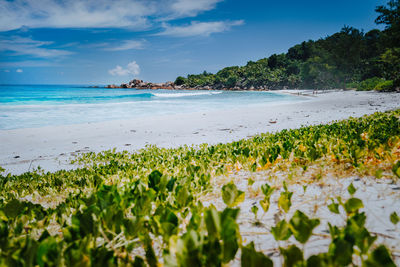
[176, 0, 400, 91]
[0, 109, 399, 265]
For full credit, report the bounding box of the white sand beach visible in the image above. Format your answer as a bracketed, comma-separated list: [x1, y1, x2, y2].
[1, 90, 399, 174]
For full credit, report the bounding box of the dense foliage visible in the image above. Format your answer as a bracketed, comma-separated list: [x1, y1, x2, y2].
[175, 0, 400, 91]
[0, 109, 399, 266]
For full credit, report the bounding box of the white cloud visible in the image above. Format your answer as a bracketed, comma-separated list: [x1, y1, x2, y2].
[16, 69, 23, 73]
[103, 40, 146, 51]
[0, 60, 58, 67]
[0, 0, 153, 32]
[109, 61, 140, 76]
[0, 36, 73, 58]
[156, 20, 244, 37]
[170, 0, 223, 18]
[0, 0, 233, 32]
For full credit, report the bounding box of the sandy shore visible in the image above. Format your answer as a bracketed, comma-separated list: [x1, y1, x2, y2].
[1, 90, 399, 175]
[200, 169, 400, 266]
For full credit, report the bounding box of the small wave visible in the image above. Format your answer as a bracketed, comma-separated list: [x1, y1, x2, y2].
[0, 93, 153, 103]
[152, 91, 222, 98]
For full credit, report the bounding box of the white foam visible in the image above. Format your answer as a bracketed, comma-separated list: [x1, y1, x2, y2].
[152, 91, 222, 98]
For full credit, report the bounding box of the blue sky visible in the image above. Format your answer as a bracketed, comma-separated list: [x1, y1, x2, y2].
[0, 0, 387, 85]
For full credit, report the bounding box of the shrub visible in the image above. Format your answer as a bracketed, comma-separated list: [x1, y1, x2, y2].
[374, 80, 394, 91]
[357, 77, 385, 91]
[174, 76, 186, 86]
[346, 81, 359, 89]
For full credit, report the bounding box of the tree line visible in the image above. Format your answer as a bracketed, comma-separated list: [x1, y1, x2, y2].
[175, 0, 400, 91]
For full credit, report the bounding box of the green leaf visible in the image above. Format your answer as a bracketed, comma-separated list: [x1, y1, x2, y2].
[251, 205, 258, 218]
[328, 222, 341, 240]
[248, 177, 255, 186]
[280, 245, 304, 267]
[271, 219, 292, 241]
[261, 183, 274, 198]
[344, 198, 364, 215]
[166, 177, 176, 191]
[158, 208, 179, 239]
[347, 183, 356, 195]
[36, 236, 61, 267]
[241, 242, 273, 267]
[175, 230, 202, 266]
[328, 202, 340, 214]
[392, 161, 400, 178]
[363, 245, 396, 267]
[289, 210, 320, 244]
[0, 220, 8, 248]
[148, 170, 162, 191]
[307, 253, 330, 266]
[329, 238, 353, 266]
[144, 234, 158, 267]
[260, 197, 270, 213]
[221, 214, 240, 263]
[390, 212, 399, 225]
[222, 182, 245, 207]
[133, 256, 146, 267]
[176, 186, 193, 209]
[278, 190, 293, 213]
[205, 207, 221, 238]
[375, 169, 384, 179]
[4, 199, 25, 219]
[345, 213, 376, 254]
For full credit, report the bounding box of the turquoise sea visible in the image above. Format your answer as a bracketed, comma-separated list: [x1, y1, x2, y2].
[0, 85, 302, 130]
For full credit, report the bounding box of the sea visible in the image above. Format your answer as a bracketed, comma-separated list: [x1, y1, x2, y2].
[0, 84, 302, 130]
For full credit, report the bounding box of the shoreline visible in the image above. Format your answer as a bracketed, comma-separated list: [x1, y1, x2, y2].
[1, 90, 400, 175]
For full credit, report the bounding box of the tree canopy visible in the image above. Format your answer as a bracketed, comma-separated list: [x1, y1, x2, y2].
[176, 0, 399, 91]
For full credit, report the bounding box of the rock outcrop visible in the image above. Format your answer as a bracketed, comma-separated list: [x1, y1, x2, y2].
[106, 79, 177, 90]
[106, 79, 271, 91]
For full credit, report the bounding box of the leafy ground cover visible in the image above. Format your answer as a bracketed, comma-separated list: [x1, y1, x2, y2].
[0, 109, 399, 266]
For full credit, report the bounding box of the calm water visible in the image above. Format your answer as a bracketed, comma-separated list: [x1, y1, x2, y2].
[0, 84, 302, 130]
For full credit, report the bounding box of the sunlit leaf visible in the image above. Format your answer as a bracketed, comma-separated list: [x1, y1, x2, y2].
[278, 190, 293, 213]
[271, 219, 292, 241]
[328, 202, 340, 214]
[344, 198, 364, 215]
[260, 197, 270, 213]
[222, 182, 245, 207]
[347, 183, 356, 195]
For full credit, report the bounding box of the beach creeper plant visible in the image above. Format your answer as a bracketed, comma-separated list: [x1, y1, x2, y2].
[0, 110, 399, 265]
[260, 182, 275, 213]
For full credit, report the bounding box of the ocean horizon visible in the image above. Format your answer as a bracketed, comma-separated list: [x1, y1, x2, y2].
[0, 84, 302, 130]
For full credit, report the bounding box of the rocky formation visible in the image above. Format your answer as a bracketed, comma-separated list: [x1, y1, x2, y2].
[106, 79, 272, 91]
[106, 79, 177, 90]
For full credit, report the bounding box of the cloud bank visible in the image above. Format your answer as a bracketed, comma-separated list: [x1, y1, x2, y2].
[156, 20, 244, 37]
[0, 0, 153, 31]
[0, 0, 228, 32]
[170, 0, 223, 18]
[0, 36, 73, 58]
[103, 40, 146, 51]
[109, 61, 140, 76]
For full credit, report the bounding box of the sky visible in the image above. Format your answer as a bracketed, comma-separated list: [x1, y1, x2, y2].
[0, 0, 388, 85]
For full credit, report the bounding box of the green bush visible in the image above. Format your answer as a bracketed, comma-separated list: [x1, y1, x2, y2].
[174, 76, 186, 86]
[357, 77, 384, 91]
[346, 81, 359, 89]
[374, 80, 394, 91]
